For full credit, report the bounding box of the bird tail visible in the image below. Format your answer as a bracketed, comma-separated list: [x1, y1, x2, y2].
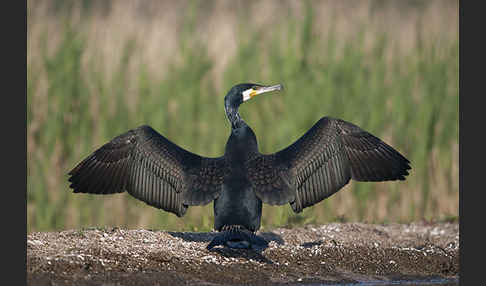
[206, 225, 268, 250]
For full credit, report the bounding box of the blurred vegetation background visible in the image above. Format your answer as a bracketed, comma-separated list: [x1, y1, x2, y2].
[27, 0, 459, 233]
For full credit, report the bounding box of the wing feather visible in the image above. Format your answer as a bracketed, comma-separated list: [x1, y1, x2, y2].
[68, 125, 227, 217]
[248, 117, 411, 213]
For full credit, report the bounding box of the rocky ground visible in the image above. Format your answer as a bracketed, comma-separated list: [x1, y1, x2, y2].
[27, 222, 459, 285]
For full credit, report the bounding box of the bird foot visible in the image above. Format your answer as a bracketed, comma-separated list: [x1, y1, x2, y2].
[206, 226, 268, 250]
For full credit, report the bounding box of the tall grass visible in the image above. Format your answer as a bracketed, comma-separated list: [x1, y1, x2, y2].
[27, 0, 459, 233]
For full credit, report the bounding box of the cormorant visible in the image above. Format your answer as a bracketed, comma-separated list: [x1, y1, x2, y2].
[68, 83, 411, 250]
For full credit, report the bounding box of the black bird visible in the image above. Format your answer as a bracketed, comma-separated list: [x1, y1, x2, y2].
[68, 83, 411, 250]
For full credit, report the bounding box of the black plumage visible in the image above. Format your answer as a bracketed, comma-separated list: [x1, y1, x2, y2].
[68, 83, 411, 249]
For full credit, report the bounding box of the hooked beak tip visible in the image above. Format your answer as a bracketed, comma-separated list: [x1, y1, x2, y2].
[262, 83, 283, 93]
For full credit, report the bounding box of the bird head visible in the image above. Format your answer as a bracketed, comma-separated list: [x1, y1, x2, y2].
[224, 83, 283, 128]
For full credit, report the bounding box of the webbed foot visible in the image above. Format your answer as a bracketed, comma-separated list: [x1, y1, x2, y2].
[206, 225, 268, 250]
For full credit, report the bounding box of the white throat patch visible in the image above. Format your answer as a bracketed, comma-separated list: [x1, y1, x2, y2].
[242, 89, 253, 102]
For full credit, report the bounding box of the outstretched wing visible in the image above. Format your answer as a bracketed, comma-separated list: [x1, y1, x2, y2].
[68, 125, 227, 217]
[248, 117, 411, 213]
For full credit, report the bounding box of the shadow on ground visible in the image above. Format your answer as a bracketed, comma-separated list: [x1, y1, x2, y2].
[167, 230, 285, 263]
[167, 230, 285, 245]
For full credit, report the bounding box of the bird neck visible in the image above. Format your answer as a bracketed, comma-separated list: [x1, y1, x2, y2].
[226, 105, 246, 129]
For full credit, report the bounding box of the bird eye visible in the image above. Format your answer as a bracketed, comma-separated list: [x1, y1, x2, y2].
[252, 85, 260, 90]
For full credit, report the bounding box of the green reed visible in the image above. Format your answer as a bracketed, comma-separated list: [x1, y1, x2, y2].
[27, 3, 458, 232]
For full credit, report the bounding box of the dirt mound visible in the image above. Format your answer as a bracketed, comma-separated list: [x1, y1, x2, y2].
[27, 222, 459, 285]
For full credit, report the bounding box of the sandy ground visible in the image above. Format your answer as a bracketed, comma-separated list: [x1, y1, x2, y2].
[27, 222, 459, 285]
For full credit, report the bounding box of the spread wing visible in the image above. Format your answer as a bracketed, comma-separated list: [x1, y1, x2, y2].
[68, 125, 227, 217]
[247, 117, 411, 213]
